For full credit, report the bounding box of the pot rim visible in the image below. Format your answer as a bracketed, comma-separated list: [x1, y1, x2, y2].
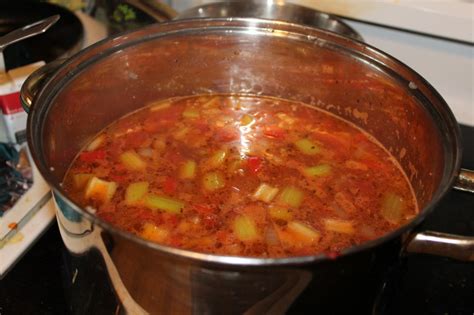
[27, 17, 462, 267]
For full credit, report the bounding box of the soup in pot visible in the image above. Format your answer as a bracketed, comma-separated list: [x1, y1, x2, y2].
[63, 95, 417, 257]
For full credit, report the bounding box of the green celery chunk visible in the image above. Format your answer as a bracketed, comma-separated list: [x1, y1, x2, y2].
[179, 160, 197, 179]
[120, 150, 147, 171]
[294, 138, 320, 155]
[253, 183, 279, 203]
[73, 173, 93, 189]
[381, 192, 404, 224]
[233, 215, 258, 241]
[144, 194, 184, 214]
[278, 186, 304, 208]
[303, 164, 331, 177]
[125, 181, 149, 205]
[208, 150, 227, 169]
[203, 172, 225, 191]
[182, 108, 200, 118]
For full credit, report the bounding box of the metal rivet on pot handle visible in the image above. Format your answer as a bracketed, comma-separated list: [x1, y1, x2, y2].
[20, 59, 65, 113]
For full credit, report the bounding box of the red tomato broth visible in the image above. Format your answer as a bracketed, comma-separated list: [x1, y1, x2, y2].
[63, 95, 418, 257]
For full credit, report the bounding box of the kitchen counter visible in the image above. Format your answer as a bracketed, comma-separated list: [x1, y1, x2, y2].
[1, 124, 473, 314]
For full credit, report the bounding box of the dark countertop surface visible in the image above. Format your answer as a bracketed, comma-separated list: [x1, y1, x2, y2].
[1, 125, 473, 315]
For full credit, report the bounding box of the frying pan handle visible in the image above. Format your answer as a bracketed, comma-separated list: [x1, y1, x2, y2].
[20, 58, 64, 113]
[406, 231, 474, 261]
[453, 168, 474, 193]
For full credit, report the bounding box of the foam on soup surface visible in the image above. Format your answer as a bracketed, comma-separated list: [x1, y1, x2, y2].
[63, 95, 417, 257]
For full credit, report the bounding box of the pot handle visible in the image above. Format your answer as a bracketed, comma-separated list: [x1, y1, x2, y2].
[406, 231, 474, 261]
[453, 168, 474, 193]
[20, 58, 64, 113]
[406, 168, 474, 261]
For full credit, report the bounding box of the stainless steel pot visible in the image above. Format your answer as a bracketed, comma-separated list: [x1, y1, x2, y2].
[175, 1, 364, 41]
[21, 18, 474, 314]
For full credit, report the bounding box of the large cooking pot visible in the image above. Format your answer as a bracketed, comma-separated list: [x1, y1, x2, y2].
[21, 19, 473, 314]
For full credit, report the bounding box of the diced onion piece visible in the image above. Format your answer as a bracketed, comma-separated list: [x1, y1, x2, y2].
[86, 134, 105, 151]
[233, 215, 259, 241]
[73, 173, 93, 189]
[125, 181, 149, 205]
[240, 114, 255, 126]
[149, 101, 171, 112]
[84, 177, 117, 203]
[208, 150, 227, 169]
[144, 194, 184, 214]
[179, 160, 197, 179]
[323, 218, 355, 234]
[120, 150, 147, 171]
[253, 183, 279, 203]
[228, 159, 243, 173]
[182, 108, 200, 119]
[278, 186, 304, 208]
[294, 138, 320, 155]
[287, 221, 320, 243]
[141, 222, 169, 242]
[202, 172, 225, 191]
[303, 164, 331, 177]
[269, 206, 292, 221]
[381, 192, 404, 224]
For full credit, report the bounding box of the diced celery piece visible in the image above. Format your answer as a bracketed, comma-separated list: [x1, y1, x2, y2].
[381, 192, 404, 224]
[253, 183, 279, 203]
[73, 173, 93, 189]
[144, 194, 184, 214]
[240, 114, 255, 126]
[84, 177, 117, 203]
[182, 108, 200, 119]
[120, 150, 147, 171]
[208, 150, 227, 169]
[323, 218, 355, 234]
[233, 215, 259, 241]
[202, 172, 225, 191]
[125, 181, 149, 205]
[303, 164, 331, 177]
[294, 138, 320, 155]
[269, 206, 292, 221]
[288, 221, 320, 242]
[179, 160, 197, 179]
[149, 101, 171, 112]
[141, 222, 169, 242]
[86, 134, 105, 151]
[278, 186, 304, 208]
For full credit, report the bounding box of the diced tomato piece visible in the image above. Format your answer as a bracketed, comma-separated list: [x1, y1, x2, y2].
[163, 177, 178, 194]
[246, 156, 263, 174]
[263, 126, 285, 139]
[194, 204, 215, 215]
[164, 151, 184, 164]
[79, 150, 106, 162]
[215, 128, 239, 142]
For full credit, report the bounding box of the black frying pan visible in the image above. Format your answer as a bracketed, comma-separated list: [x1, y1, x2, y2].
[0, 1, 83, 70]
